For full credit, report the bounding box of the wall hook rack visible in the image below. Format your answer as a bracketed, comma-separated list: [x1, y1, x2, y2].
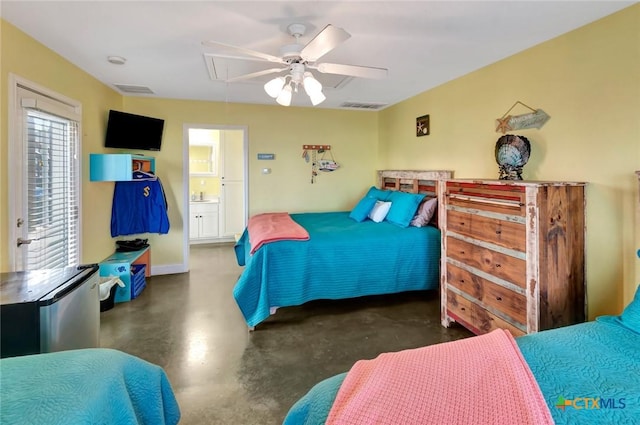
[302, 144, 331, 151]
[301, 145, 335, 184]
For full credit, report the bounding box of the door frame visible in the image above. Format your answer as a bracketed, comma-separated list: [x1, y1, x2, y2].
[7, 74, 83, 271]
[182, 123, 248, 271]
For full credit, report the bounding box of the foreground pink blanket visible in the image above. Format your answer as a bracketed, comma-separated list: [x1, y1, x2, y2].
[326, 329, 554, 425]
[248, 213, 310, 254]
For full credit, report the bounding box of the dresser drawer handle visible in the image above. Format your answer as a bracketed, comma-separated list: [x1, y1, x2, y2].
[495, 230, 502, 235]
[496, 296, 502, 301]
[495, 264, 502, 268]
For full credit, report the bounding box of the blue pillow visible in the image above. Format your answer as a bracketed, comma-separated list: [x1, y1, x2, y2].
[365, 186, 391, 201]
[618, 284, 640, 333]
[349, 196, 377, 222]
[385, 191, 426, 227]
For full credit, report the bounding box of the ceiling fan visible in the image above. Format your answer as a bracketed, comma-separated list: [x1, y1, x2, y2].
[202, 23, 388, 106]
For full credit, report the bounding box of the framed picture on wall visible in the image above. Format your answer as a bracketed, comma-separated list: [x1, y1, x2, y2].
[416, 115, 430, 137]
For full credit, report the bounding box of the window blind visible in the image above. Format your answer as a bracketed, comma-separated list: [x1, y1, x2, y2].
[24, 109, 79, 269]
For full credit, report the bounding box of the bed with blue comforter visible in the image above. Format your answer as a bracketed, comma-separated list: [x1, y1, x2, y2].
[233, 211, 441, 328]
[0, 348, 180, 425]
[283, 288, 640, 424]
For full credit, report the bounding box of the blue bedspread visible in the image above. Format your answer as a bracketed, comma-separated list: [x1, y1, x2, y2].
[519, 317, 640, 425]
[233, 212, 441, 327]
[0, 348, 180, 425]
[283, 318, 640, 424]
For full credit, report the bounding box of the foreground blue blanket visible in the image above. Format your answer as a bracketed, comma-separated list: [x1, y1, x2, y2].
[283, 318, 640, 425]
[0, 348, 180, 425]
[234, 212, 441, 327]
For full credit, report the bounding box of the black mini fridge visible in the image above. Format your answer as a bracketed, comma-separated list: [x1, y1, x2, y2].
[0, 265, 100, 358]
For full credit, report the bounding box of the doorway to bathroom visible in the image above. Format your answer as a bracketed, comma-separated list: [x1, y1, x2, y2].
[183, 124, 248, 261]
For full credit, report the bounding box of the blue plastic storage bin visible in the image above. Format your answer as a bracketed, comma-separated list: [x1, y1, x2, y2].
[130, 264, 146, 299]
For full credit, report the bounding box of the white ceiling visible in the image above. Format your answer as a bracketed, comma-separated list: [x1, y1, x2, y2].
[1, 1, 633, 110]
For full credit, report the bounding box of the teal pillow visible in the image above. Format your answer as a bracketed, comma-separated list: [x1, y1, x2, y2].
[365, 186, 391, 201]
[349, 196, 377, 222]
[385, 191, 426, 228]
[618, 284, 640, 333]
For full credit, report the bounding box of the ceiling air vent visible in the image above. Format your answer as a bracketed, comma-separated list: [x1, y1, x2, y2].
[340, 102, 387, 110]
[113, 84, 155, 94]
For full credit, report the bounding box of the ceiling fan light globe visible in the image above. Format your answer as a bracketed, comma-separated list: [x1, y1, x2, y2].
[276, 85, 292, 106]
[309, 91, 326, 106]
[264, 77, 285, 98]
[303, 74, 323, 96]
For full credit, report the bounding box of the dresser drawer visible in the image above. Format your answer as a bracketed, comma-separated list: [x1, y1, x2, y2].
[446, 209, 525, 251]
[446, 236, 526, 289]
[446, 289, 526, 337]
[446, 263, 527, 325]
[446, 182, 526, 216]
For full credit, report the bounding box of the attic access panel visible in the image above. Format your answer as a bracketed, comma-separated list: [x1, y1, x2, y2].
[203, 54, 352, 90]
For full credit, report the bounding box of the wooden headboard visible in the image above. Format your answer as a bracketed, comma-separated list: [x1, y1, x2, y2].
[377, 170, 453, 195]
[377, 169, 454, 228]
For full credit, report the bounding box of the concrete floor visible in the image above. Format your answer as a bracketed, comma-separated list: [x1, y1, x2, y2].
[100, 243, 473, 425]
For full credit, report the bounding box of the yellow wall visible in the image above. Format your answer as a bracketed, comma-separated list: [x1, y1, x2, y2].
[189, 176, 220, 200]
[188, 129, 220, 197]
[379, 5, 640, 317]
[2, 5, 638, 318]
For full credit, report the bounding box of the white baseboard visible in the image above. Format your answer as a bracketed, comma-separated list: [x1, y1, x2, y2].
[189, 237, 235, 245]
[150, 263, 187, 276]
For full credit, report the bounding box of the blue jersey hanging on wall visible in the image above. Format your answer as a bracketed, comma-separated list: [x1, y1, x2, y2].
[111, 174, 170, 237]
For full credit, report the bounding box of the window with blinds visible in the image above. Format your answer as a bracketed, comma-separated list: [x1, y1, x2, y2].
[9, 79, 82, 272]
[24, 109, 80, 269]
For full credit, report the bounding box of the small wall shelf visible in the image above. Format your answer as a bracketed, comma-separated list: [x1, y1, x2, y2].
[90, 153, 155, 182]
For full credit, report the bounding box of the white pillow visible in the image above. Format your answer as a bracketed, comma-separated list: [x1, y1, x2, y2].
[368, 201, 392, 223]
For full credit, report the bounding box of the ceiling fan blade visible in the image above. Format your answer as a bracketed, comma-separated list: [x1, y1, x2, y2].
[202, 40, 282, 63]
[315, 63, 388, 79]
[225, 68, 288, 83]
[204, 52, 276, 64]
[300, 24, 351, 62]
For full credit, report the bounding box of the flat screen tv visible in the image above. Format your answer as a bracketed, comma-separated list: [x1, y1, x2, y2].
[105, 110, 165, 151]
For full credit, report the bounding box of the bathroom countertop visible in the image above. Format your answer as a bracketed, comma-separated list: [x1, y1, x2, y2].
[190, 199, 219, 204]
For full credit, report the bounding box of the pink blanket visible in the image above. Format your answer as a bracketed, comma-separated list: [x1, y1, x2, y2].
[326, 329, 554, 425]
[248, 213, 310, 254]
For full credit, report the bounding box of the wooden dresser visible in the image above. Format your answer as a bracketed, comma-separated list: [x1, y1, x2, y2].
[440, 179, 586, 336]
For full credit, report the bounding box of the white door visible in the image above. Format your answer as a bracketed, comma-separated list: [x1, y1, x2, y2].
[219, 130, 246, 238]
[220, 181, 245, 237]
[10, 79, 82, 271]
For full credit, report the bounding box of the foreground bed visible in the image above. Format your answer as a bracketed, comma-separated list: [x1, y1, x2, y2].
[233, 170, 452, 328]
[283, 286, 640, 424]
[0, 348, 180, 425]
